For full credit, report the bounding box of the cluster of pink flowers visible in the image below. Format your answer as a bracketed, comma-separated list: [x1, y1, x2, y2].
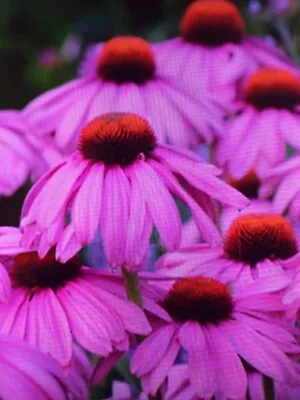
[2, 0, 300, 398]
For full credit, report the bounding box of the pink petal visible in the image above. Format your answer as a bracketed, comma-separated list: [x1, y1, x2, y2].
[58, 282, 115, 356]
[131, 324, 178, 375]
[86, 82, 118, 121]
[142, 335, 180, 395]
[272, 170, 300, 213]
[55, 224, 83, 262]
[0, 289, 28, 337]
[222, 320, 299, 385]
[72, 163, 104, 244]
[149, 159, 221, 245]
[124, 164, 153, 269]
[101, 166, 130, 268]
[132, 161, 181, 251]
[0, 264, 11, 302]
[178, 321, 216, 398]
[208, 325, 247, 399]
[26, 289, 73, 366]
[55, 83, 99, 149]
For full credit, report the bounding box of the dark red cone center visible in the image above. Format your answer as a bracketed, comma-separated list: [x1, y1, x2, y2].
[78, 113, 156, 165]
[224, 214, 298, 265]
[162, 277, 233, 324]
[11, 249, 82, 291]
[244, 68, 300, 111]
[180, 0, 245, 46]
[97, 36, 156, 84]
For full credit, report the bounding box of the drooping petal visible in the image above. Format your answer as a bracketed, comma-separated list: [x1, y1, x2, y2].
[25, 289, 73, 366]
[131, 161, 181, 251]
[101, 166, 130, 268]
[72, 163, 104, 244]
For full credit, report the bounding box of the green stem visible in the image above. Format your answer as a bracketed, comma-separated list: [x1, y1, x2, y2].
[263, 375, 275, 400]
[122, 268, 143, 308]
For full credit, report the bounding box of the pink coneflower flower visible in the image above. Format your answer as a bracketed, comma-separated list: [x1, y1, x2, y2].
[24, 37, 225, 153]
[156, 0, 297, 102]
[20, 113, 248, 271]
[215, 68, 300, 178]
[261, 154, 300, 222]
[156, 214, 298, 287]
[131, 276, 300, 397]
[0, 240, 150, 366]
[0, 333, 87, 400]
[0, 110, 61, 196]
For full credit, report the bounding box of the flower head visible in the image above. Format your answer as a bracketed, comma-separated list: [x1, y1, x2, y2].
[132, 276, 299, 397]
[24, 36, 224, 152]
[155, 0, 297, 103]
[180, 0, 245, 46]
[0, 228, 150, 366]
[20, 113, 248, 271]
[156, 213, 298, 287]
[216, 68, 300, 179]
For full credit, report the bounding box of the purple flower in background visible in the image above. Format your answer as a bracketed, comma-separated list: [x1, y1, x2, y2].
[154, 0, 297, 104]
[131, 276, 300, 397]
[61, 34, 82, 62]
[216, 68, 300, 179]
[156, 213, 298, 288]
[24, 36, 225, 153]
[37, 48, 60, 70]
[20, 113, 248, 271]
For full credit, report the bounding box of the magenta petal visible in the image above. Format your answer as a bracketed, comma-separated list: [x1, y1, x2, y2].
[24, 79, 84, 113]
[132, 161, 181, 251]
[55, 83, 99, 149]
[178, 321, 216, 398]
[208, 325, 247, 399]
[101, 166, 130, 268]
[131, 324, 178, 376]
[142, 335, 180, 395]
[26, 289, 73, 366]
[55, 224, 83, 263]
[248, 372, 265, 400]
[58, 282, 114, 356]
[27, 155, 90, 227]
[72, 163, 104, 244]
[272, 170, 300, 213]
[86, 83, 117, 121]
[0, 289, 28, 337]
[0, 264, 11, 302]
[149, 159, 221, 245]
[222, 320, 298, 385]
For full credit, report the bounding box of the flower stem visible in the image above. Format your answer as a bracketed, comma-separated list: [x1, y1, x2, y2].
[122, 268, 143, 308]
[263, 375, 275, 400]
